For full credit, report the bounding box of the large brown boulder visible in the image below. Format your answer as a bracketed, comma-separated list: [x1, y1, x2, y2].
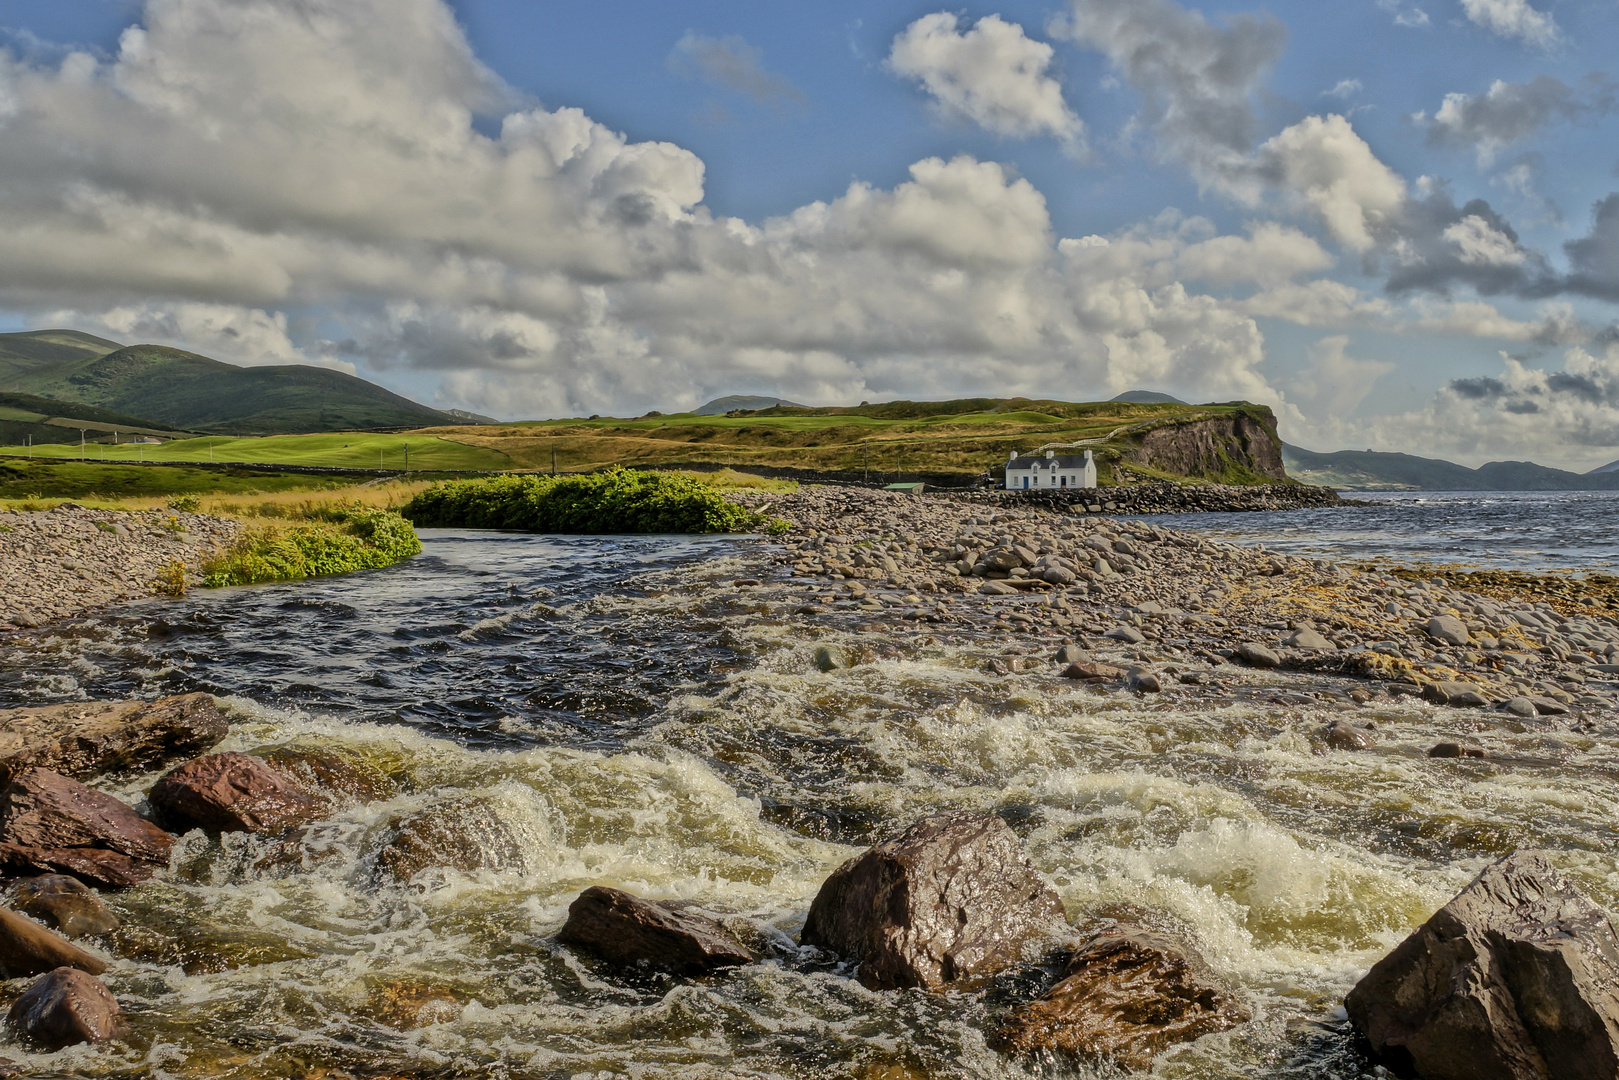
[1345, 850, 1619, 1080]
[11, 876, 119, 938]
[0, 907, 107, 978]
[0, 693, 228, 785]
[557, 886, 758, 976]
[800, 811, 1065, 990]
[993, 924, 1250, 1068]
[0, 844, 160, 889]
[8, 966, 120, 1048]
[0, 768, 172, 864]
[148, 753, 319, 835]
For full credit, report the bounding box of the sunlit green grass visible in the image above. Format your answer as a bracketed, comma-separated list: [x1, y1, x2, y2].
[0, 432, 511, 471]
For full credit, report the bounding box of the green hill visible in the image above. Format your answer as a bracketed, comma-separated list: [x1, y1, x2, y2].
[0, 390, 192, 446]
[0, 329, 123, 383]
[442, 398, 1291, 485]
[0, 341, 455, 435]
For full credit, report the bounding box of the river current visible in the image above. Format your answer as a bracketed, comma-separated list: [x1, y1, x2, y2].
[0, 514, 1616, 1078]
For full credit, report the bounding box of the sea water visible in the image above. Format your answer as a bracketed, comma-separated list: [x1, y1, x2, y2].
[0, 518, 1615, 1077]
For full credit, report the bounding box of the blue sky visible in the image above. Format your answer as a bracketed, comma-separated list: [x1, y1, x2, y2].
[2, 0, 1619, 466]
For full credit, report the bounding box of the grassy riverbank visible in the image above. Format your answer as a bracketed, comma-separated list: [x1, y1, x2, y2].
[402, 468, 786, 534]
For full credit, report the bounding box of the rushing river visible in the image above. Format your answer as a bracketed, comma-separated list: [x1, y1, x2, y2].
[1, 524, 1617, 1078]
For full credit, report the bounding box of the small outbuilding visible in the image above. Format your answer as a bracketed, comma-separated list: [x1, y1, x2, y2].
[1005, 449, 1096, 491]
[884, 482, 926, 494]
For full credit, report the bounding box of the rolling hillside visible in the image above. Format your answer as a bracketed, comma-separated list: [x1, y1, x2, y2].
[0, 335, 456, 435]
[0, 391, 191, 446]
[1282, 443, 1619, 490]
[434, 398, 1290, 485]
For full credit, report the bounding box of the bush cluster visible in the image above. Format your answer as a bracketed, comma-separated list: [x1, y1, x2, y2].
[401, 468, 777, 534]
[202, 508, 422, 587]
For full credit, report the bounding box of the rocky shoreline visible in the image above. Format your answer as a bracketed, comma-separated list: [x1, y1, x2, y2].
[730, 485, 1619, 723]
[0, 505, 240, 631]
[938, 479, 1349, 515]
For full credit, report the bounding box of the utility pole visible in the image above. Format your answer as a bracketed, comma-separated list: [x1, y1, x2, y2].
[864, 443, 869, 482]
[80, 430, 85, 461]
[403, 443, 409, 476]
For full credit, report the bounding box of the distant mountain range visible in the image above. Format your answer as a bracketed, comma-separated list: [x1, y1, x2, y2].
[0, 330, 457, 435]
[1282, 443, 1619, 490]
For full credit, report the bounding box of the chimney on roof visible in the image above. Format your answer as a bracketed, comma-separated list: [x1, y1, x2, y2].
[1046, 450, 1055, 459]
[1008, 449, 1017, 461]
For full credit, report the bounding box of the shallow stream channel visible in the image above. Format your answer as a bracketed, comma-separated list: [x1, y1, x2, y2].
[1, 526, 1616, 1078]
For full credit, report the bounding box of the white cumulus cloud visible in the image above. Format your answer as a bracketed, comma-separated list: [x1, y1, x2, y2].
[1458, 0, 1559, 47]
[887, 13, 1085, 152]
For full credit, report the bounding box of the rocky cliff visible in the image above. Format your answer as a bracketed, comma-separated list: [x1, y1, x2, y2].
[1114, 407, 1288, 485]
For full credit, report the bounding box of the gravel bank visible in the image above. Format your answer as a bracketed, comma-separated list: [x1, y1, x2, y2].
[733, 485, 1619, 721]
[0, 504, 240, 631]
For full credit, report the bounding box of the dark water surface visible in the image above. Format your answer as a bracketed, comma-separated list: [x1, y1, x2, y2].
[0, 519, 1615, 1078]
[1134, 490, 1619, 572]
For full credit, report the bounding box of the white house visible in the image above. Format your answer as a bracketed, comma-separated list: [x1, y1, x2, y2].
[1005, 448, 1097, 490]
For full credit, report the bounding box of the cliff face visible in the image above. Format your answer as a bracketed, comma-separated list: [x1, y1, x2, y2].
[1125, 409, 1287, 483]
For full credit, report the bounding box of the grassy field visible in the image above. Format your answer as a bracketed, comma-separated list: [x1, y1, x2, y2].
[0, 431, 511, 471]
[0, 459, 376, 504]
[430, 398, 1273, 483]
[0, 397, 1277, 485]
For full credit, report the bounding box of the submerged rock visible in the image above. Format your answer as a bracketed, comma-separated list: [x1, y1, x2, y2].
[259, 746, 398, 806]
[1062, 661, 1124, 682]
[1319, 720, 1378, 751]
[11, 876, 119, 938]
[1345, 849, 1619, 1080]
[1423, 680, 1489, 707]
[1125, 666, 1161, 693]
[373, 801, 526, 883]
[8, 966, 120, 1048]
[558, 886, 758, 976]
[994, 925, 1250, 1069]
[0, 693, 228, 785]
[0, 906, 107, 978]
[148, 752, 319, 835]
[800, 811, 1065, 990]
[0, 768, 172, 865]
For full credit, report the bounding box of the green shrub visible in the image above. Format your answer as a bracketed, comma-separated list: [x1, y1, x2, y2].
[202, 508, 422, 587]
[400, 468, 777, 534]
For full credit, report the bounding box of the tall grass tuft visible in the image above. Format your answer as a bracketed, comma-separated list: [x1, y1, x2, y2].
[202, 508, 422, 587]
[401, 468, 776, 533]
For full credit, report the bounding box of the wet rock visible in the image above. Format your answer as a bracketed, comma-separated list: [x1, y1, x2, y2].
[978, 581, 1018, 596]
[812, 644, 845, 672]
[1105, 625, 1145, 645]
[1429, 742, 1489, 759]
[1234, 642, 1281, 668]
[1320, 720, 1377, 750]
[1526, 696, 1570, 716]
[558, 885, 758, 976]
[1062, 661, 1125, 682]
[149, 753, 320, 835]
[800, 811, 1065, 990]
[11, 876, 118, 938]
[1125, 666, 1161, 693]
[1054, 643, 1091, 666]
[1425, 614, 1472, 647]
[258, 746, 398, 806]
[1422, 681, 1488, 707]
[0, 768, 172, 864]
[1041, 566, 1076, 586]
[0, 693, 229, 785]
[1505, 696, 1540, 718]
[8, 967, 120, 1048]
[0, 907, 107, 978]
[994, 925, 1250, 1069]
[1283, 628, 1333, 651]
[0, 844, 159, 889]
[1346, 850, 1619, 1080]
[373, 802, 525, 883]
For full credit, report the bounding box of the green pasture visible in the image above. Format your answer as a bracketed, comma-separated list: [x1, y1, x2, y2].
[0, 432, 511, 471]
[0, 459, 359, 501]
